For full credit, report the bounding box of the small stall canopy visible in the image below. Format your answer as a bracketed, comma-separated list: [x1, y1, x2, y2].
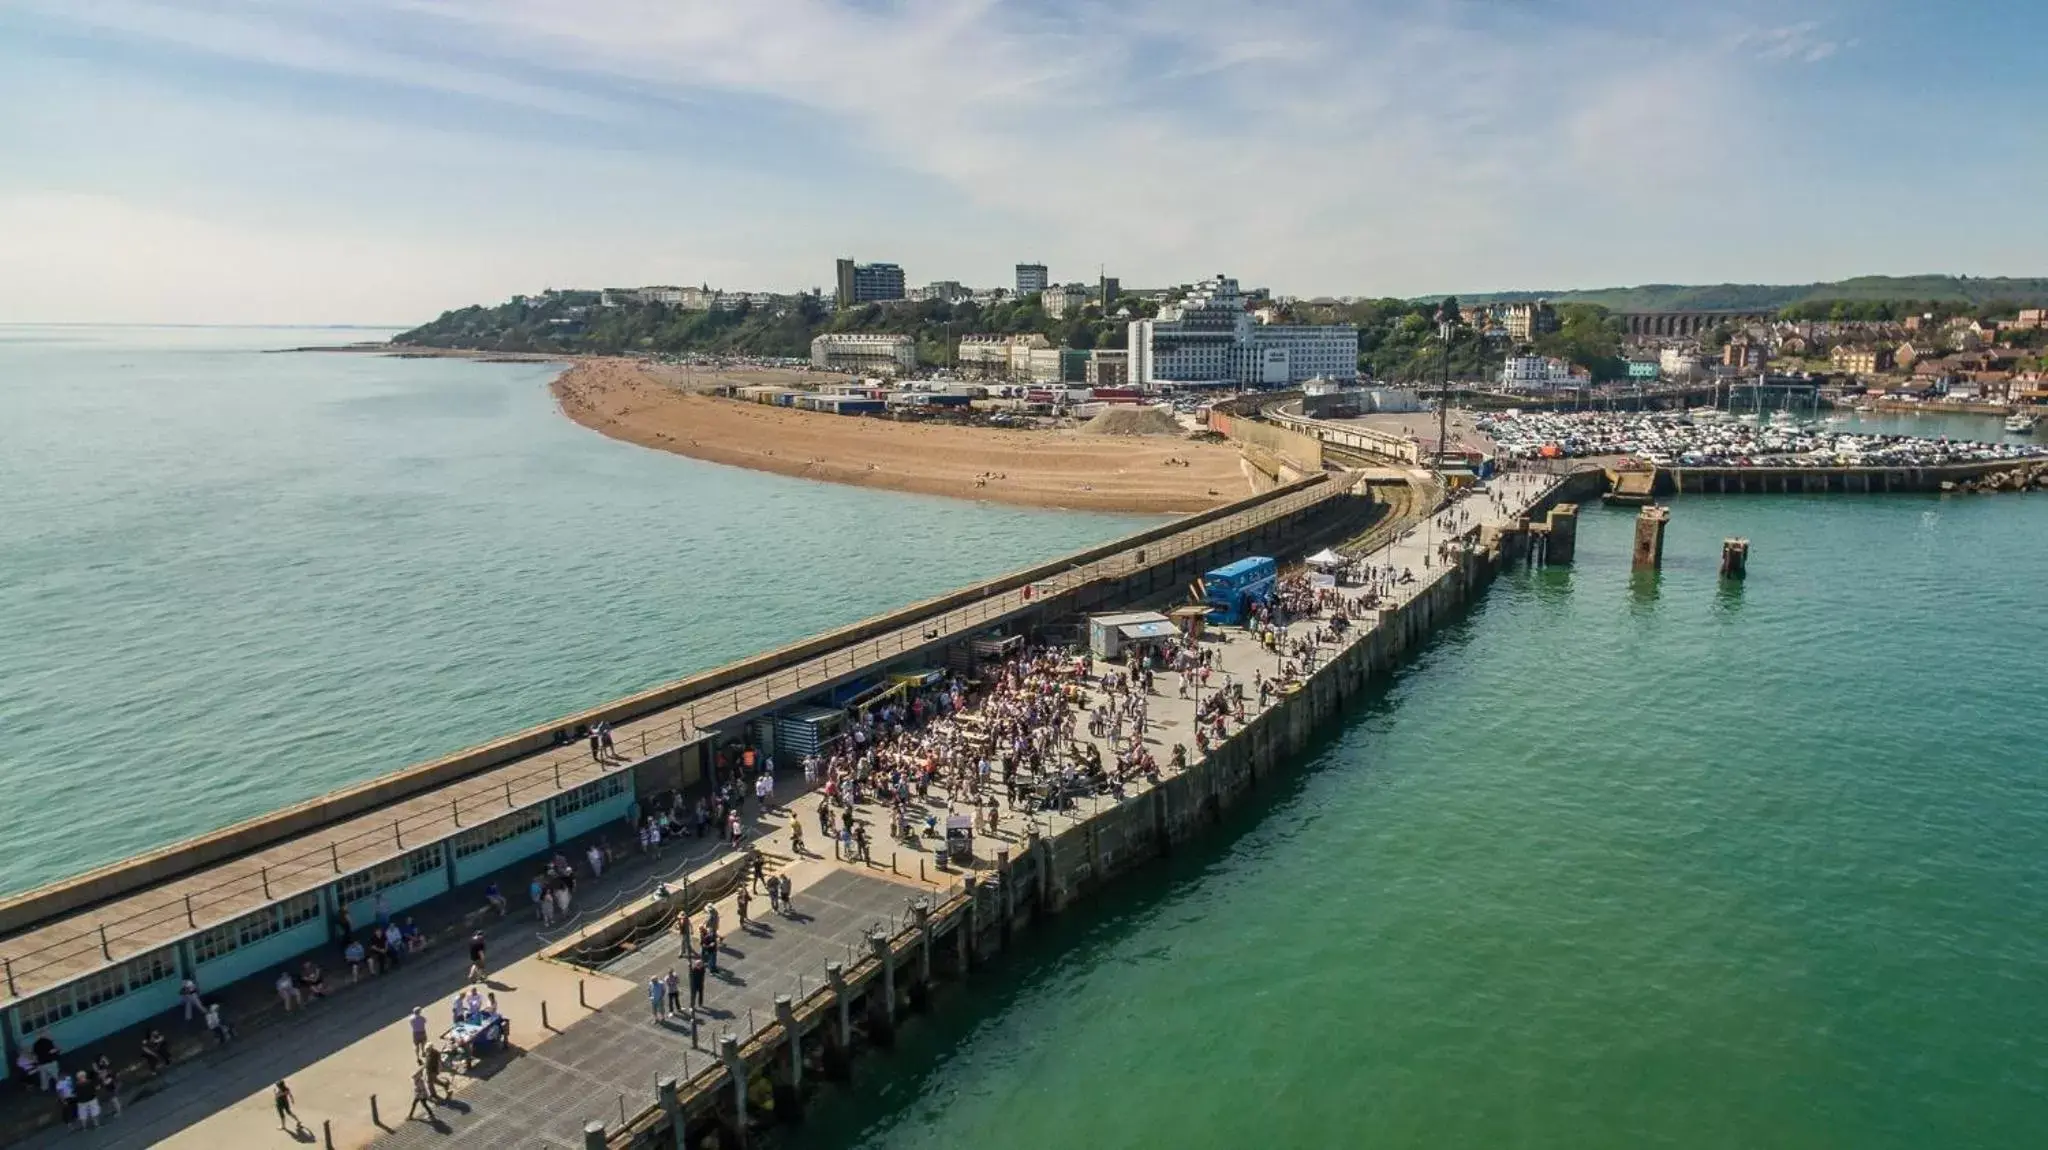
[1169, 604, 1212, 641]
[1305, 548, 1345, 569]
[970, 634, 1023, 660]
[772, 705, 845, 758]
[1088, 610, 1177, 659]
[890, 668, 945, 687]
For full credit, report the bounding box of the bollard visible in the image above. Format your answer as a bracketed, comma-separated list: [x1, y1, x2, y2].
[658, 1076, 683, 1150]
[826, 960, 850, 1047]
[370, 1093, 381, 1128]
[584, 1119, 607, 1150]
[775, 994, 801, 1091]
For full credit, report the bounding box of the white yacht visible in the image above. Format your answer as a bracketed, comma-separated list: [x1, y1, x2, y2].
[2005, 412, 2039, 434]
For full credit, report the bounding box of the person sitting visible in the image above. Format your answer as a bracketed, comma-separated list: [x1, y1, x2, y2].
[140, 1030, 173, 1073]
[367, 930, 391, 974]
[298, 960, 330, 1000]
[484, 882, 508, 917]
[402, 917, 425, 952]
[344, 938, 366, 982]
[276, 970, 304, 1012]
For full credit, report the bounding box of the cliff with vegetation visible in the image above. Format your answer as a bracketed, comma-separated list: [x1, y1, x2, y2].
[395, 291, 1593, 382]
[1456, 275, 2048, 315]
[393, 290, 1132, 364]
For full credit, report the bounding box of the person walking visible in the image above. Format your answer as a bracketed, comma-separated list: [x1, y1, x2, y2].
[73, 1071, 101, 1130]
[675, 910, 692, 958]
[701, 926, 719, 973]
[274, 1080, 305, 1135]
[409, 1007, 429, 1055]
[648, 975, 667, 1021]
[407, 1066, 437, 1121]
[422, 1044, 447, 1099]
[204, 1003, 234, 1046]
[179, 977, 204, 1022]
[736, 887, 751, 929]
[466, 931, 488, 982]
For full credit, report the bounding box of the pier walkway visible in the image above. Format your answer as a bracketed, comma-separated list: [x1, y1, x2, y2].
[0, 480, 1341, 1004]
[9, 470, 1564, 1148]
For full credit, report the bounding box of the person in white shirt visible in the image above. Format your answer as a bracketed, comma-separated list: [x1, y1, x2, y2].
[276, 970, 303, 1012]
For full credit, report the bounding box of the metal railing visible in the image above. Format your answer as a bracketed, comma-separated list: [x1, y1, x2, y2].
[0, 480, 1344, 1003]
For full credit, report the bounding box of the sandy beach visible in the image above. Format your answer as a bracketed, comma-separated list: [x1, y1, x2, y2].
[549, 358, 1252, 513]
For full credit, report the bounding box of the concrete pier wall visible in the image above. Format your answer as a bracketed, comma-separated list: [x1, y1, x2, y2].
[627, 477, 1580, 1149]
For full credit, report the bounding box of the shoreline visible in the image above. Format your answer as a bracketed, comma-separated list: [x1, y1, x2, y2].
[547, 358, 1252, 515]
[271, 343, 567, 363]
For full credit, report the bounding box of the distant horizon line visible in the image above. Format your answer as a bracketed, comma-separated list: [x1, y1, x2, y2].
[0, 322, 406, 330]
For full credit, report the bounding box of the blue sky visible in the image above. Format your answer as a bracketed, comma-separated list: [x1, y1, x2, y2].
[2, 0, 2043, 324]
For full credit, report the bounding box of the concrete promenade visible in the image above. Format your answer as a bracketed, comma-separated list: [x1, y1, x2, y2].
[0, 479, 1343, 1002]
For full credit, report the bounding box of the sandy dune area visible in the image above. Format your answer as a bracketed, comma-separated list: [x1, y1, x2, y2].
[550, 359, 1252, 513]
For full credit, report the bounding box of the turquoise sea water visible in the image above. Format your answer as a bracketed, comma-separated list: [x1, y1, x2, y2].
[8, 327, 2048, 1146]
[0, 326, 1144, 896]
[788, 494, 2048, 1150]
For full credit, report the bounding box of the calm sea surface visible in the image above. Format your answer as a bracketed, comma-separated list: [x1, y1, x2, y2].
[6, 328, 2047, 1146]
[787, 492, 2048, 1150]
[0, 326, 1145, 895]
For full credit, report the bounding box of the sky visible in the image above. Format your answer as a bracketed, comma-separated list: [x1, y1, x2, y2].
[1, 0, 2044, 325]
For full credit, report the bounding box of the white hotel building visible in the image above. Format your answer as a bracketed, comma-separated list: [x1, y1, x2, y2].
[1127, 275, 1357, 389]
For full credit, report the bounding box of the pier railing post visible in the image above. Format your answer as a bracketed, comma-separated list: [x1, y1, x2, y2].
[914, 900, 931, 985]
[869, 933, 894, 1024]
[719, 1034, 746, 1130]
[658, 1076, 682, 1149]
[775, 994, 800, 1091]
[826, 961, 849, 1047]
[583, 1119, 607, 1150]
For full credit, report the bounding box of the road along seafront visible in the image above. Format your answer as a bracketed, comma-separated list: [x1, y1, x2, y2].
[505, 470, 1586, 1149]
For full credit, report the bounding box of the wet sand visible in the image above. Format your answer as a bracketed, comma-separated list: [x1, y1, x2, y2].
[549, 359, 1251, 514]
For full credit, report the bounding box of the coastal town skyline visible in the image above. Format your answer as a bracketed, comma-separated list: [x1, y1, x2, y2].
[4, 0, 2047, 325]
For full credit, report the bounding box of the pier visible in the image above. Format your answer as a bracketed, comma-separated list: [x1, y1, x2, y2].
[0, 447, 1583, 1147]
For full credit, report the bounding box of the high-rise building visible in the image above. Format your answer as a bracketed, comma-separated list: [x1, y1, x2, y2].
[1099, 276, 1121, 308]
[835, 258, 906, 307]
[1015, 263, 1049, 295]
[1126, 274, 1357, 389]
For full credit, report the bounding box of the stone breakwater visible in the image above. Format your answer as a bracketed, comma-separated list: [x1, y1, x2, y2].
[1948, 460, 2048, 493]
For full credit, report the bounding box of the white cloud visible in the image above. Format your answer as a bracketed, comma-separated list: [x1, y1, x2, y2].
[1738, 20, 1849, 65]
[10, 0, 2008, 322]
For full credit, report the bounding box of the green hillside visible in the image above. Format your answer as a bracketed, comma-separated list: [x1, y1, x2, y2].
[1455, 275, 2048, 313]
